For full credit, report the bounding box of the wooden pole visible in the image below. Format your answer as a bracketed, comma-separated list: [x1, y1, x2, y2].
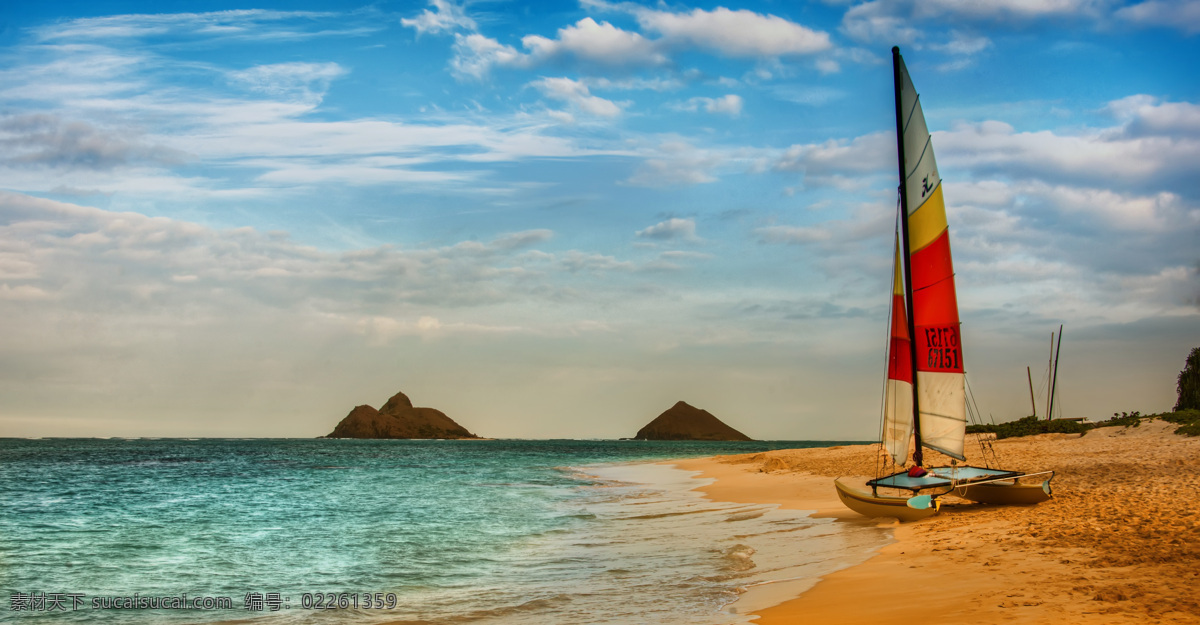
[1049, 325, 1063, 421]
[1027, 366, 1037, 418]
[1046, 332, 1054, 420]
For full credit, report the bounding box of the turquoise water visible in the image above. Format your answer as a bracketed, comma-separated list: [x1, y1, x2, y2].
[1, 439, 888, 624]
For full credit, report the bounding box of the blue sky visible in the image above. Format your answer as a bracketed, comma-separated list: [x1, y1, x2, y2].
[1, 0, 1197, 438]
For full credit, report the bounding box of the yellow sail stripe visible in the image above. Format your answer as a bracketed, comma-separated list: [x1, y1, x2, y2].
[893, 235, 905, 296]
[907, 184, 948, 253]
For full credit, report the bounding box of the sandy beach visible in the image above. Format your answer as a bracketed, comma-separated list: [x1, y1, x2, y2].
[674, 420, 1200, 624]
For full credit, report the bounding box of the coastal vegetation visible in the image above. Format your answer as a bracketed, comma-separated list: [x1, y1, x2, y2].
[966, 409, 1200, 439]
[965, 416, 1088, 439]
[1176, 346, 1200, 412]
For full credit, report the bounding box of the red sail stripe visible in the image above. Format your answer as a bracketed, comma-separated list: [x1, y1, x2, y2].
[887, 294, 913, 382]
[910, 229, 964, 373]
[888, 336, 914, 381]
[913, 276, 960, 326]
[909, 229, 953, 292]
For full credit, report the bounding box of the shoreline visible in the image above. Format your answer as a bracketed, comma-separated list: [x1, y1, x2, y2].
[669, 420, 1200, 624]
[665, 456, 886, 621]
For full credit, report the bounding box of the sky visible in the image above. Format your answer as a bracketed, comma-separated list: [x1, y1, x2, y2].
[0, 0, 1197, 440]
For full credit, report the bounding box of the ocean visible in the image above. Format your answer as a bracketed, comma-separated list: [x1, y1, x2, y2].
[2, 439, 892, 624]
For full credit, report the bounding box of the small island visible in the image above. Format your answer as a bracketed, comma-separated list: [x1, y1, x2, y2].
[634, 401, 753, 441]
[326, 390, 479, 439]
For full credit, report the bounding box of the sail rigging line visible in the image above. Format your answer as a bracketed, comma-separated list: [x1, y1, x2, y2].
[906, 139, 935, 186]
[876, 195, 906, 480]
[914, 273, 956, 291]
[964, 375, 998, 468]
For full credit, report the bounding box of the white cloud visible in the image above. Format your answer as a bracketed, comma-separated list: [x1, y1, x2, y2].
[815, 58, 841, 74]
[634, 6, 832, 57]
[356, 315, 526, 344]
[936, 114, 1200, 190]
[841, 1, 923, 45]
[756, 225, 832, 244]
[933, 31, 993, 56]
[521, 18, 667, 66]
[227, 62, 346, 102]
[842, 0, 1103, 45]
[451, 33, 524, 80]
[251, 160, 476, 185]
[531, 77, 624, 117]
[1020, 182, 1187, 232]
[626, 159, 717, 186]
[559, 250, 636, 272]
[446, 5, 828, 77]
[0, 31, 645, 193]
[546, 109, 575, 124]
[770, 85, 848, 106]
[929, 31, 993, 71]
[706, 94, 743, 116]
[919, 0, 1105, 20]
[0, 192, 669, 347]
[660, 250, 714, 261]
[0, 114, 186, 171]
[401, 0, 477, 35]
[0, 284, 55, 301]
[1107, 95, 1200, 137]
[32, 9, 376, 43]
[1117, 0, 1200, 33]
[449, 18, 667, 78]
[636, 218, 698, 241]
[671, 94, 743, 117]
[775, 132, 895, 178]
[625, 141, 725, 187]
[585, 76, 684, 92]
[491, 229, 554, 250]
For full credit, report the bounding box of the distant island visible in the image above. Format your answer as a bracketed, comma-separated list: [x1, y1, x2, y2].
[326, 390, 479, 439]
[634, 401, 753, 441]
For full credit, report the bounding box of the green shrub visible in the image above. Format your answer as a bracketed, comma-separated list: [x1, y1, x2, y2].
[1154, 408, 1200, 436]
[969, 415, 1089, 440]
[1157, 408, 1200, 425]
[1176, 422, 1200, 436]
[1098, 411, 1143, 428]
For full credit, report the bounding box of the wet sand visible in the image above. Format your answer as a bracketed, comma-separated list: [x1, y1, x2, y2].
[673, 420, 1200, 624]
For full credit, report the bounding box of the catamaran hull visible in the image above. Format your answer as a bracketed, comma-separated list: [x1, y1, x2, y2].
[957, 479, 1052, 505]
[834, 478, 937, 522]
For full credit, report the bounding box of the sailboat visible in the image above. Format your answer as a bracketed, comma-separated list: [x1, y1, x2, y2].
[834, 48, 1054, 522]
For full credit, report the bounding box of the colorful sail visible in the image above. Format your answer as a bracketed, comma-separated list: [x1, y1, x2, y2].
[883, 236, 914, 465]
[895, 51, 967, 460]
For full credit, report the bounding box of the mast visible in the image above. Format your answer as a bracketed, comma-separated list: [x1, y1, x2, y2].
[1048, 324, 1063, 420]
[1027, 366, 1037, 418]
[892, 46, 924, 467]
[1045, 332, 1053, 419]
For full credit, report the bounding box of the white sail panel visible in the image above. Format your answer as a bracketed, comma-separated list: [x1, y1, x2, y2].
[896, 57, 941, 217]
[916, 371, 967, 460]
[883, 378, 914, 465]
